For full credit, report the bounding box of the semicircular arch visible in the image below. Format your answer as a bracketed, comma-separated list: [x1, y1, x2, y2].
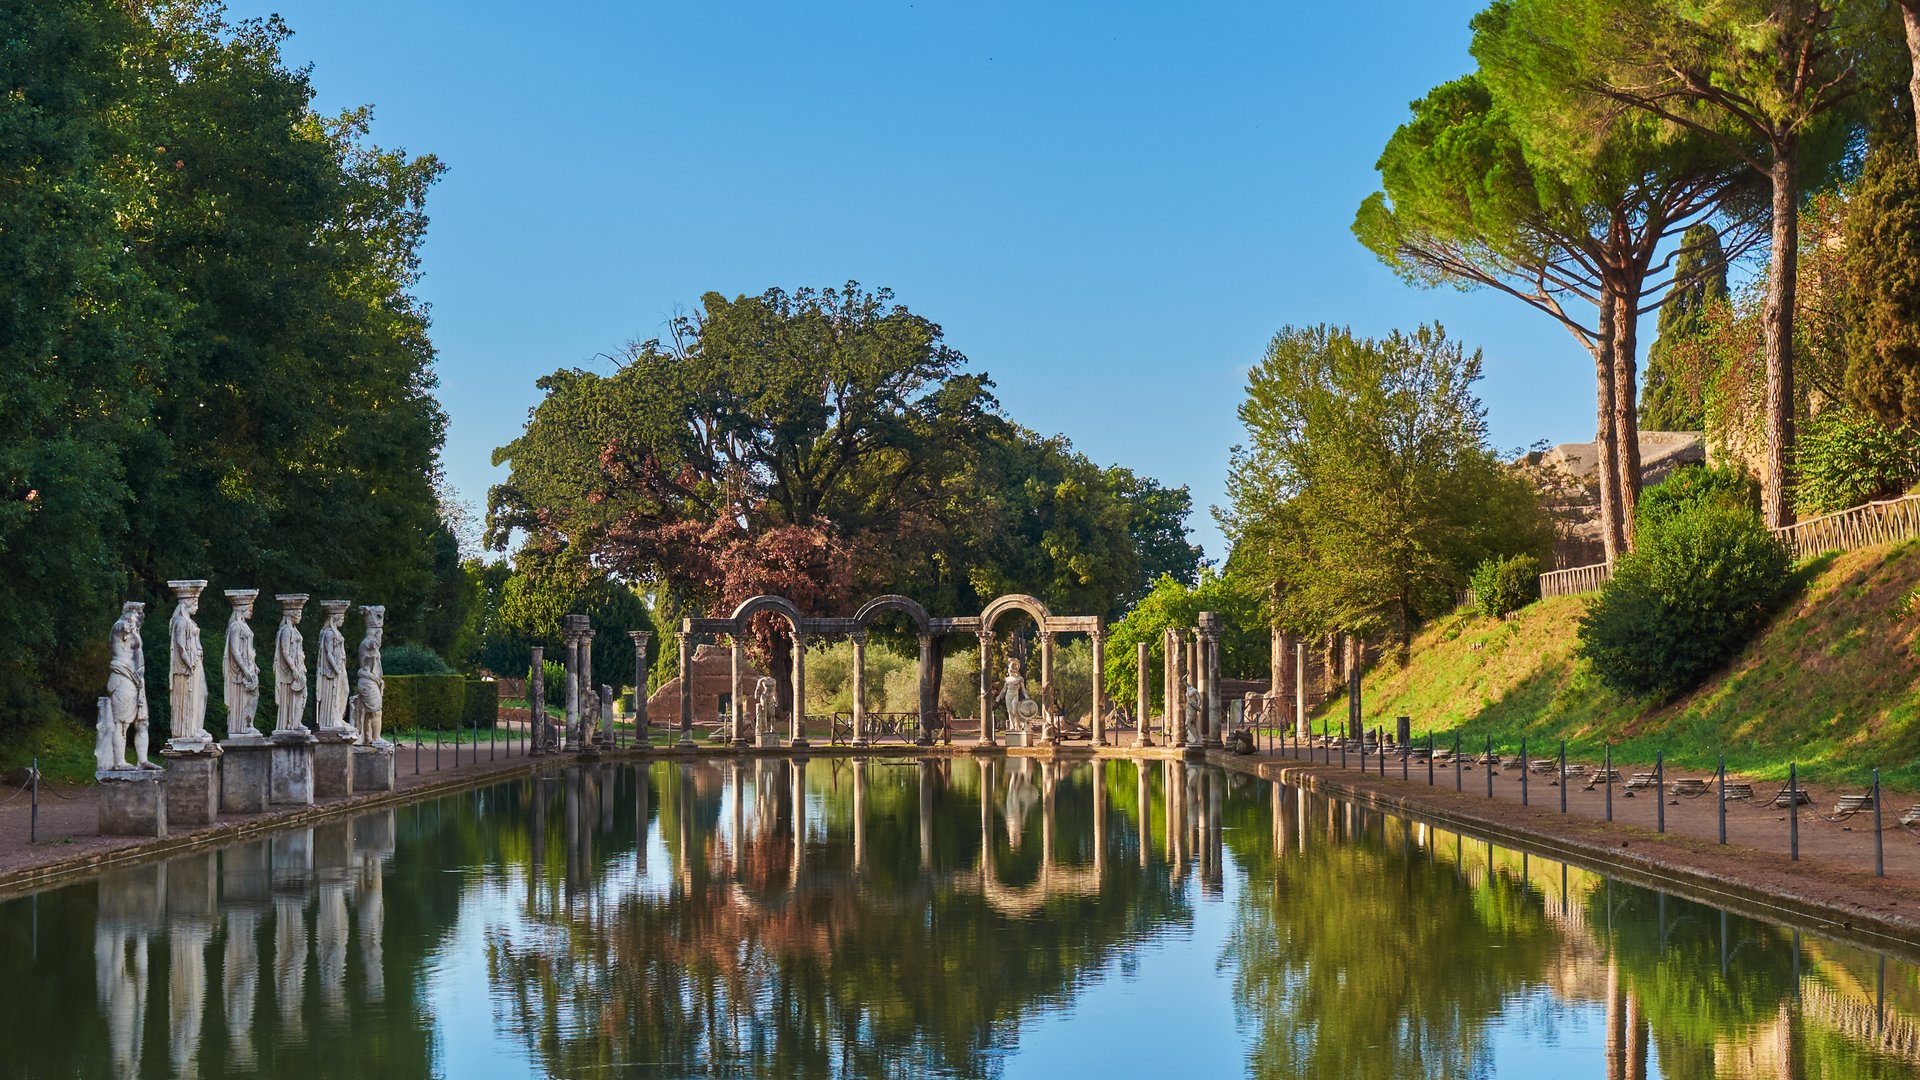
[853, 594, 933, 634]
[728, 594, 805, 633]
[979, 593, 1052, 633]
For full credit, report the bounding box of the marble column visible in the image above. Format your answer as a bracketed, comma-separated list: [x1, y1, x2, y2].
[1134, 641, 1153, 747]
[563, 623, 581, 751]
[1089, 630, 1106, 746]
[580, 623, 599, 747]
[676, 629, 693, 746]
[527, 646, 546, 755]
[1037, 631, 1056, 741]
[1295, 641, 1309, 739]
[916, 633, 937, 745]
[1199, 611, 1223, 749]
[850, 631, 868, 747]
[630, 630, 652, 748]
[788, 631, 808, 748]
[730, 635, 748, 746]
[976, 631, 994, 746]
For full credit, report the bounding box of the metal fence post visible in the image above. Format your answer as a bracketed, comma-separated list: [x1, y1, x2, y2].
[1454, 732, 1462, 792]
[1485, 736, 1493, 799]
[1874, 767, 1884, 877]
[435, 728, 441, 772]
[1378, 729, 1385, 776]
[1604, 744, 1612, 822]
[1655, 752, 1665, 833]
[1789, 762, 1800, 861]
[1428, 734, 1435, 786]
[1717, 754, 1727, 845]
[1559, 740, 1567, 814]
[414, 730, 421, 775]
[1341, 737, 1347, 770]
[1520, 736, 1529, 807]
[29, 756, 37, 845]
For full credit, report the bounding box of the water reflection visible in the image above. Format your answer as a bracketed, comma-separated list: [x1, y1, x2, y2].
[0, 759, 1914, 1078]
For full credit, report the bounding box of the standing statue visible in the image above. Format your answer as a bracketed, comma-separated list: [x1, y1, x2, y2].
[352, 606, 387, 746]
[1002, 658, 1038, 731]
[1242, 691, 1260, 731]
[221, 589, 260, 739]
[600, 684, 615, 745]
[273, 595, 309, 732]
[97, 602, 153, 771]
[527, 649, 548, 750]
[166, 580, 211, 747]
[314, 601, 351, 733]
[1184, 681, 1204, 744]
[753, 676, 778, 735]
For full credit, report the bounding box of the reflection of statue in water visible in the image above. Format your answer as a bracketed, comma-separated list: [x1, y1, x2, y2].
[753, 676, 778, 735]
[98, 602, 153, 771]
[1001, 658, 1039, 732]
[1002, 758, 1040, 844]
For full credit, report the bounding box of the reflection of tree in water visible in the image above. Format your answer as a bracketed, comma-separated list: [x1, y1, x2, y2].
[488, 758, 1188, 1079]
[1221, 797, 1560, 1079]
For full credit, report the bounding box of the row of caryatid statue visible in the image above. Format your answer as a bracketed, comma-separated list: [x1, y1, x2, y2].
[96, 579, 390, 773]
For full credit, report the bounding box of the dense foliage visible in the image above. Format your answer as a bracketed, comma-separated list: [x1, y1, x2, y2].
[1842, 150, 1920, 431]
[1640, 225, 1729, 432]
[1469, 554, 1541, 618]
[1794, 406, 1920, 516]
[0, 1, 462, 739]
[1578, 498, 1793, 700]
[1636, 464, 1758, 531]
[1101, 571, 1268, 712]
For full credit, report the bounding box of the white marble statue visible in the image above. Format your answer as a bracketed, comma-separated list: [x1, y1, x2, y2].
[167, 580, 211, 747]
[1184, 681, 1204, 744]
[314, 600, 351, 732]
[222, 589, 261, 739]
[600, 684, 614, 744]
[753, 676, 778, 735]
[97, 602, 153, 771]
[273, 594, 309, 732]
[352, 605, 386, 746]
[1002, 658, 1038, 730]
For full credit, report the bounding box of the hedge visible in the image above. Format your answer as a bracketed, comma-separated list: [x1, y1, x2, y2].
[385, 675, 499, 731]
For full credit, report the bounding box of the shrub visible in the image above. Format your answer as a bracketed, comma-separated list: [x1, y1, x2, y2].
[383, 674, 466, 730]
[1637, 464, 1757, 532]
[1469, 554, 1541, 618]
[1794, 406, 1920, 517]
[462, 679, 499, 730]
[381, 644, 455, 676]
[1578, 501, 1793, 700]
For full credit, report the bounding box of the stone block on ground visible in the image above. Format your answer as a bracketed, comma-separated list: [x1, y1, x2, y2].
[313, 731, 355, 798]
[97, 769, 167, 838]
[219, 739, 272, 814]
[269, 730, 316, 807]
[351, 744, 395, 793]
[158, 748, 221, 828]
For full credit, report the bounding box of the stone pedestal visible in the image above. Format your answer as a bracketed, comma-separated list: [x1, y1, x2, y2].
[97, 769, 167, 838]
[219, 738, 273, 813]
[269, 730, 317, 807]
[312, 730, 356, 798]
[351, 744, 395, 793]
[756, 732, 781, 749]
[1004, 730, 1032, 748]
[158, 747, 221, 828]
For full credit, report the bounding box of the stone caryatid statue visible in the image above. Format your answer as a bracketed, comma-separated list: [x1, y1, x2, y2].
[352, 605, 387, 747]
[165, 580, 212, 748]
[314, 601, 352, 733]
[753, 676, 778, 736]
[220, 589, 261, 740]
[97, 602, 154, 772]
[273, 594, 309, 733]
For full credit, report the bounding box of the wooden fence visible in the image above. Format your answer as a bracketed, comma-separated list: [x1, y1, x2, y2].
[1535, 492, 1920, 599]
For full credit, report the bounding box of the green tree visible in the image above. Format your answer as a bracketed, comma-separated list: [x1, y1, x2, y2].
[1105, 467, 1207, 606]
[1222, 325, 1553, 656]
[1101, 570, 1267, 713]
[1842, 149, 1920, 429]
[1640, 224, 1730, 431]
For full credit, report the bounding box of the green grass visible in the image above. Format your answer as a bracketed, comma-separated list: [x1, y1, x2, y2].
[1321, 541, 1920, 790]
[0, 718, 97, 784]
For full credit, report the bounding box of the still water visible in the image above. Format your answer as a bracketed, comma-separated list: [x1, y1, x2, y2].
[0, 758, 1915, 1078]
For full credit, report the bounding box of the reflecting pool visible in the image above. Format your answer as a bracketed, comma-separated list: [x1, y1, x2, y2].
[1, 758, 1916, 1078]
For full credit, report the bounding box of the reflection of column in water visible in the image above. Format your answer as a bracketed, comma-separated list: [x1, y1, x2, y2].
[94, 924, 147, 1079]
[317, 882, 348, 1012]
[1093, 760, 1107, 879]
[1297, 786, 1307, 855]
[1624, 988, 1646, 1080]
[979, 757, 995, 886]
[1606, 960, 1624, 1080]
[1272, 780, 1283, 855]
[919, 760, 934, 871]
[730, 760, 746, 881]
[600, 763, 617, 833]
[169, 922, 210, 1078]
[1136, 760, 1150, 870]
[634, 761, 651, 875]
[790, 757, 808, 885]
[529, 777, 547, 915]
[273, 895, 309, 1036]
[1161, 761, 1175, 864]
[1205, 768, 1224, 894]
[223, 908, 261, 1070]
[1166, 763, 1187, 882]
[853, 760, 868, 875]
[355, 865, 386, 1004]
[678, 763, 695, 890]
[1040, 760, 1055, 870]
[563, 771, 581, 902]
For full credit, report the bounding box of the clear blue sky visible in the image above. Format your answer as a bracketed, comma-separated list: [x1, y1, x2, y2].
[238, 0, 1606, 563]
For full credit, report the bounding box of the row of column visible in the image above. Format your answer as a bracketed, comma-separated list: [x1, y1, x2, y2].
[1153, 613, 1224, 749]
[529, 622, 654, 757]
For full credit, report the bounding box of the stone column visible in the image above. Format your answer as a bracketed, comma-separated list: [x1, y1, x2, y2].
[629, 630, 652, 748]
[563, 624, 581, 751]
[850, 631, 868, 747]
[1090, 630, 1106, 746]
[1134, 641, 1153, 747]
[1295, 641, 1309, 739]
[730, 636, 748, 746]
[676, 629, 693, 746]
[580, 626, 599, 746]
[1037, 630, 1056, 742]
[1199, 612, 1223, 749]
[788, 631, 808, 747]
[527, 646, 546, 755]
[976, 631, 994, 746]
[1346, 634, 1363, 742]
[1163, 628, 1182, 745]
[915, 633, 936, 745]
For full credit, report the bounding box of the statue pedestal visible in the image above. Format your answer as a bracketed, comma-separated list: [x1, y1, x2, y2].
[158, 745, 221, 827]
[1003, 730, 1032, 748]
[97, 769, 167, 838]
[351, 743, 395, 793]
[269, 729, 316, 807]
[218, 737, 272, 813]
[312, 729, 356, 798]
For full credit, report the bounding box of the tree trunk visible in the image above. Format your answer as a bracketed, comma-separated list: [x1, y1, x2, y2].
[1762, 143, 1799, 528]
[1906, 3, 1920, 164]
[769, 630, 794, 719]
[1593, 337, 1623, 563]
[928, 641, 946, 718]
[1343, 635, 1364, 741]
[1612, 289, 1643, 548]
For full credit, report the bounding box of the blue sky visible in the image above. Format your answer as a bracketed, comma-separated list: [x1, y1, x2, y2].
[238, 0, 1609, 563]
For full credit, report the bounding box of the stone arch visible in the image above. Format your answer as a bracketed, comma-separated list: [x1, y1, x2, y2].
[714, 595, 810, 748]
[978, 593, 1052, 633]
[852, 594, 932, 634]
[728, 594, 805, 633]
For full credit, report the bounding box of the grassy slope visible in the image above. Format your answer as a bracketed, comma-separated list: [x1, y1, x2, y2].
[1318, 541, 1920, 789]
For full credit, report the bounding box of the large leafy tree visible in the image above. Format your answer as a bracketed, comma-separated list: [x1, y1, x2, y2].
[1499, 0, 1891, 527]
[1222, 324, 1553, 656]
[1105, 467, 1207, 606]
[1640, 224, 1730, 431]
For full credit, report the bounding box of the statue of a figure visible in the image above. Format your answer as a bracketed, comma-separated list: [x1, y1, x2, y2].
[314, 601, 351, 732]
[1184, 682, 1204, 743]
[166, 581, 211, 746]
[753, 676, 778, 735]
[1242, 691, 1260, 730]
[97, 602, 152, 771]
[1002, 658, 1038, 730]
[273, 595, 308, 732]
[220, 589, 260, 739]
[352, 606, 387, 746]
[527, 650, 548, 749]
[600, 684, 615, 745]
